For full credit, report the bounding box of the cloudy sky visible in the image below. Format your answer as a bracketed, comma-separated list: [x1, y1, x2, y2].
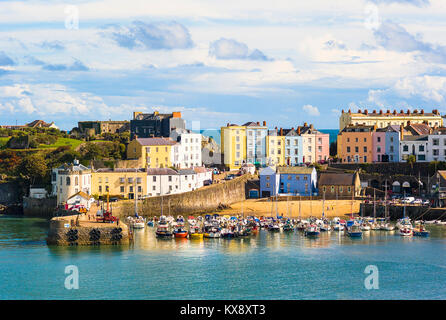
[1, 0, 446, 130]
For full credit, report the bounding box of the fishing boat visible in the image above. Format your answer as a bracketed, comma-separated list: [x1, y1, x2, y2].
[132, 216, 146, 229]
[173, 225, 188, 238]
[204, 226, 221, 238]
[399, 226, 413, 237]
[189, 225, 204, 240]
[304, 224, 320, 237]
[347, 225, 363, 238]
[413, 222, 430, 237]
[221, 227, 237, 238]
[268, 220, 281, 232]
[155, 221, 173, 238]
[282, 220, 294, 232]
[396, 217, 412, 230]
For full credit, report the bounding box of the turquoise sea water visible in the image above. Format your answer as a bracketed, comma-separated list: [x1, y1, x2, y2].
[1, 215, 446, 300]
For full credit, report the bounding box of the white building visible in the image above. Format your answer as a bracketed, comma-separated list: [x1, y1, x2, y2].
[399, 136, 429, 162]
[193, 167, 213, 188]
[147, 168, 180, 197]
[427, 130, 446, 162]
[66, 191, 95, 210]
[178, 169, 197, 193]
[29, 186, 48, 199]
[244, 121, 268, 166]
[170, 128, 202, 168]
[51, 159, 91, 205]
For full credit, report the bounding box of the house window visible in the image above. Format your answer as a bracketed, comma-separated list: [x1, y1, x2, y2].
[153, 176, 156, 182]
[120, 186, 124, 192]
[377, 137, 381, 142]
[66, 177, 71, 186]
[99, 186, 102, 193]
[364, 147, 367, 152]
[136, 177, 142, 184]
[266, 183, 270, 187]
[323, 186, 326, 192]
[266, 176, 270, 181]
[75, 177, 78, 186]
[129, 186, 133, 192]
[138, 186, 142, 193]
[105, 186, 109, 192]
[120, 177, 125, 184]
[348, 187, 351, 193]
[347, 146, 350, 153]
[355, 147, 359, 153]
[288, 175, 292, 180]
[340, 187, 343, 193]
[433, 139, 439, 146]
[128, 177, 133, 183]
[419, 145, 424, 152]
[403, 145, 408, 152]
[331, 186, 335, 193]
[168, 176, 172, 182]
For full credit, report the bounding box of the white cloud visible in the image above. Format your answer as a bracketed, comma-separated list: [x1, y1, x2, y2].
[302, 104, 320, 116]
[367, 75, 446, 107]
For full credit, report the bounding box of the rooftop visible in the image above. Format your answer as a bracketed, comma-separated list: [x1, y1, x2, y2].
[135, 137, 178, 146]
[319, 172, 357, 186]
[277, 166, 314, 174]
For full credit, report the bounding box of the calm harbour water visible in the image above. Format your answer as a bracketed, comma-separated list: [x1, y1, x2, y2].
[1, 215, 446, 300]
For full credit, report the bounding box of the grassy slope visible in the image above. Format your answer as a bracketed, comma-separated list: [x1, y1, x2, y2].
[37, 137, 83, 149]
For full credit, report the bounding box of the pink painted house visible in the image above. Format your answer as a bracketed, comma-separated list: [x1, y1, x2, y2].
[372, 130, 386, 162]
[315, 132, 330, 162]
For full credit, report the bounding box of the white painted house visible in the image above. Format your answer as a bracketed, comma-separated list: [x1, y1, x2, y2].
[427, 129, 446, 162]
[170, 128, 202, 168]
[146, 168, 180, 196]
[193, 167, 213, 188]
[178, 169, 197, 193]
[51, 159, 91, 205]
[66, 191, 95, 210]
[399, 135, 429, 162]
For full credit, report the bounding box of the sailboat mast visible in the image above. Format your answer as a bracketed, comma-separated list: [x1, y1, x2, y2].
[322, 190, 325, 219]
[373, 188, 376, 219]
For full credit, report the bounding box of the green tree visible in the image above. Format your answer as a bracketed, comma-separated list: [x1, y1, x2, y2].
[17, 152, 48, 185]
[407, 155, 416, 171]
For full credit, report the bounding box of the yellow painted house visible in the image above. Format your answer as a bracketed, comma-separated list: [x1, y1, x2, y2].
[221, 124, 246, 170]
[127, 137, 179, 169]
[91, 168, 147, 200]
[266, 130, 285, 166]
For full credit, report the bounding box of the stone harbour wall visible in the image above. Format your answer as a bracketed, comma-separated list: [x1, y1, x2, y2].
[46, 215, 130, 246]
[93, 174, 251, 219]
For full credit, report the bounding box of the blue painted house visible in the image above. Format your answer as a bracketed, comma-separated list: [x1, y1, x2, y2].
[385, 125, 400, 162]
[284, 128, 304, 165]
[277, 166, 317, 196]
[259, 166, 280, 197]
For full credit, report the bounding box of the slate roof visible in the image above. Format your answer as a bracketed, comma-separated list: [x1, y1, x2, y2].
[147, 168, 178, 175]
[277, 166, 314, 174]
[318, 173, 357, 186]
[136, 137, 178, 146]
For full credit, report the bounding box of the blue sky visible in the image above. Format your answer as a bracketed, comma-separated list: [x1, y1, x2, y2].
[1, 0, 446, 130]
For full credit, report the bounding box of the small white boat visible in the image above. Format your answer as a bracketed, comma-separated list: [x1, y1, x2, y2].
[399, 226, 413, 237]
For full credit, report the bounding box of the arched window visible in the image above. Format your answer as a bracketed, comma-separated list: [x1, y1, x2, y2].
[75, 177, 79, 186]
[66, 177, 71, 186]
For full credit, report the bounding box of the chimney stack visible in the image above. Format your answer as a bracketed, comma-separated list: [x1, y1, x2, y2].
[257, 121, 260, 126]
[364, 109, 368, 115]
[379, 110, 383, 115]
[407, 109, 411, 115]
[304, 122, 308, 127]
[263, 121, 266, 126]
[400, 124, 404, 141]
[421, 110, 424, 115]
[310, 124, 314, 130]
[297, 127, 301, 135]
[341, 109, 344, 113]
[387, 109, 390, 114]
[348, 109, 351, 114]
[358, 110, 362, 113]
[280, 128, 283, 136]
[372, 110, 376, 114]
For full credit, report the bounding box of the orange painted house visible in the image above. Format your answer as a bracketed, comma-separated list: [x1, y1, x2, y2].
[337, 124, 375, 163]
